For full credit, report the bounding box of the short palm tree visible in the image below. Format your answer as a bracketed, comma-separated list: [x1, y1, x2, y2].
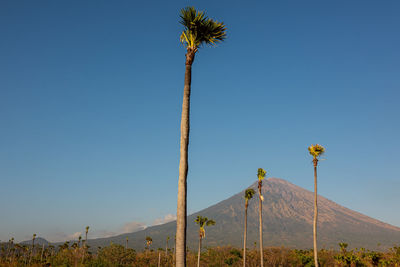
[195, 216, 215, 267]
[85, 226, 89, 246]
[243, 188, 255, 267]
[166, 236, 170, 257]
[308, 144, 325, 267]
[145, 236, 153, 251]
[82, 226, 89, 263]
[176, 7, 226, 267]
[29, 234, 36, 265]
[158, 248, 163, 267]
[32, 234, 36, 249]
[257, 168, 266, 267]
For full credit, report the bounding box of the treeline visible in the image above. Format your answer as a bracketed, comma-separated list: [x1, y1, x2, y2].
[1, 242, 400, 266]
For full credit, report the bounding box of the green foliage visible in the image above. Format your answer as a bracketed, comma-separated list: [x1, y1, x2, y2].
[195, 216, 216, 239]
[293, 249, 315, 266]
[96, 244, 136, 267]
[244, 188, 255, 201]
[1, 243, 399, 266]
[339, 242, 348, 252]
[224, 257, 236, 265]
[308, 144, 325, 158]
[334, 243, 364, 266]
[257, 168, 266, 181]
[229, 248, 242, 259]
[179, 6, 226, 49]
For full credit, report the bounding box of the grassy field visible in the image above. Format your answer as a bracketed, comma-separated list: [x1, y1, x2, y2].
[1, 243, 400, 266]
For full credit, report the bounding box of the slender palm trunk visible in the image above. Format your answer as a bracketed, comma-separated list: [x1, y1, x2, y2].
[82, 233, 88, 263]
[29, 239, 35, 265]
[313, 158, 319, 267]
[197, 236, 202, 267]
[40, 244, 44, 262]
[176, 49, 195, 267]
[258, 181, 264, 267]
[173, 237, 176, 265]
[166, 239, 168, 257]
[243, 201, 248, 267]
[158, 251, 161, 267]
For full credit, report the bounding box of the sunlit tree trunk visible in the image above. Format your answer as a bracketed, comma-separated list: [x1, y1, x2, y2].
[258, 181, 264, 267]
[166, 237, 169, 257]
[40, 244, 44, 262]
[197, 236, 202, 267]
[313, 158, 319, 267]
[176, 49, 195, 267]
[243, 200, 248, 267]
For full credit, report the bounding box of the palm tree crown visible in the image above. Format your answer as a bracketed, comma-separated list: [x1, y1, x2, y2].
[257, 168, 266, 181]
[195, 216, 215, 238]
[244, 188, 255, 202]
[146, 236, 153, 245]
[308, 144, 325, 159]
[180, 6, 226, 51]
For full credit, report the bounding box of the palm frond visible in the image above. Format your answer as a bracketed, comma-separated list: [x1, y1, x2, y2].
[308, 144, 325, 158]
[206, 220, 216, 226]
[257, 168, 266, 181]
[179, 6, 226, 49]
[244, 188, 256, 200]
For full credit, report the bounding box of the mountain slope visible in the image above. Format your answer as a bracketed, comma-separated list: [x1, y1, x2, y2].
[20, 237, 50, 246]
[85, 178, 400, 251]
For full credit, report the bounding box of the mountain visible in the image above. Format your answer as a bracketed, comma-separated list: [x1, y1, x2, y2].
[20, 237, 50, 246]
[85, 178, 400, 251]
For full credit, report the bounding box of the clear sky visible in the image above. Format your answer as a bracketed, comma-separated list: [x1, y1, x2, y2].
[1, 0, 399, 242]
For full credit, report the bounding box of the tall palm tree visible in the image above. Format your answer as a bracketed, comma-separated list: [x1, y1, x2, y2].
[29, 234, 36, 265]
[194, 216, 215, 267]
[82, 226, 89, 263]
[243, 188, 255, 267]
[166, 236, 170, 257]
[257, 168, 266, 267]
[85, 226, 89, 247]
[126, 237, 129, 249]
[176, 7, 226, 267]
[32, 234, 36, 250]
[308, 144, 325, 267]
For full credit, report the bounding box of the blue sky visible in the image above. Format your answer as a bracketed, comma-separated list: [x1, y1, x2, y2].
[1, 0, 399, 242]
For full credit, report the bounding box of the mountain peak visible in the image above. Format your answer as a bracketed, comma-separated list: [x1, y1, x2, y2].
[84, 178, 400, 251]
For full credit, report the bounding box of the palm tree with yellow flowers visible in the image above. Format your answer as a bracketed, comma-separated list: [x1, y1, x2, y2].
[195, 216, 215, 267]
[257, 168, 266, 267]
[243, 188, 255, 267]
[308, 144, 325, 267]
[176, 7, 226, 267]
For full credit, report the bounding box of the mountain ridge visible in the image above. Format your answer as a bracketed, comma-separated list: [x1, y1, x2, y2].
[56, 178, 400, 251]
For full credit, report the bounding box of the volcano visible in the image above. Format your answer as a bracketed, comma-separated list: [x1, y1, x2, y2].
[85, 178, 400, 251]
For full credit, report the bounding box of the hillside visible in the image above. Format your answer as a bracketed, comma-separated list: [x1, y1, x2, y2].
[82, 178, 400, 251]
